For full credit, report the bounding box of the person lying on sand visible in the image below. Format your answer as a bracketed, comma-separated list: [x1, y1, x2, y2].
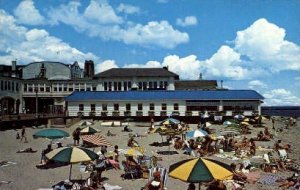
[16, 148, 37, 153]
[278, 173, 299, 189]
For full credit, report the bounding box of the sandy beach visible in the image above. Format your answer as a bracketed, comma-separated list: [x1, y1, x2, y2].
[0, 117, 299, 190]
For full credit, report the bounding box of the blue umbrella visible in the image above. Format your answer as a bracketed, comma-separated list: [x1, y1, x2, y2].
[160, 118, 180, 125]
[33, 129, 70, 140]
[186, 129, 208, 138]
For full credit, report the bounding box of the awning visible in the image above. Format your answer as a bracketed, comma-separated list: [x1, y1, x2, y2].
[81, 134, 112, 147]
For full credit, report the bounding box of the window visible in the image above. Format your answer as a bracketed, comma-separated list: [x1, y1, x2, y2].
[138, 82, 142, 90]
[128, 81, 132, 89]
[164, 81, 168, 89]
[126, 104, 131, 111]
[53, 87, 57, 92]
[86, 87, 91, 91]
[174, 103, 179, 111]
[138, 103, 143, 111]
[64, 86, 68, 91]
[159, 81, 164, 88]
[58, 84, 63, 92]
[114, 104, 119, 111]
[92, 86, 96, 91]
[113, 82, 117, 91]
[124, 82, 128, 91]
[143, 82, 147, 90]
[154, 81, 157, 89]
[118, 82, 122, 91]
[149, 82, 153, 89]
[12, 82, 14, 92]
[46, 87, 50, 92]
[102, 104, 107, 111]
[162, 103, 167, 111]
[16, 83, 19, 91]
[79, 104, 84, 111]
[104, 82, 108, 91]
[7, 81, 10, 90]
[108, 82, 112, 91]
[68, 87, 73, 92]
[40, 87, 44, 92]
[150, 103, 155, 111]
[0, 81, 3, 90]
[28, 86, 33, 92]
[91, 104, 96, 111]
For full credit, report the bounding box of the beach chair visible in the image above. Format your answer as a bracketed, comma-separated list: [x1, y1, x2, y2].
[148, 167, 168, 190]
[121, 162, 139, 179]
[278, 149, 288, 162]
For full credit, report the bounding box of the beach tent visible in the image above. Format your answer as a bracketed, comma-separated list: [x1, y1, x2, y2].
[169, 158, 233, 189]
[79, 121, 93, 126]
[33, 129, 69, 140]
[80, 126, 99, 134]
[46, 147, 98, 179]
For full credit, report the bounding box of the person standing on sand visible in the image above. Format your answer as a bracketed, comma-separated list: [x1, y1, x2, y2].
[272, 117, 275, 130]
[72, 127, 81, 146]
[20, 126, 28, 143]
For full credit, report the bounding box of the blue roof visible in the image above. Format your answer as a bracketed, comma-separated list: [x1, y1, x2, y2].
[65, 90, 264, 101]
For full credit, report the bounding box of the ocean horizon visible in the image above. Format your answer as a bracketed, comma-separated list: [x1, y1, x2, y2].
[261, 106, 300, 117]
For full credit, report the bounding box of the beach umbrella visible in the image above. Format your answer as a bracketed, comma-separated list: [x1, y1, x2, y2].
[151, 126, 168, 133]
[169, 158, 233, 189]
[243, 118, 250, 122]
[223, 121, 232, 125]
[81, 134, 112, 147]
[46, 146, 98, 179]
[80, 126, 98, 134]
[186, 129, 208, 138]
[33, 129, 69, 140]
[120, 148, 143, 157]
[206, 122, 212, 127]
[234, 114, 244, 120]
[240, 121, 250, 126]
[160, 118, 180, 125]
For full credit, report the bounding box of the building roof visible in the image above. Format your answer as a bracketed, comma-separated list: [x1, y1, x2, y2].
[175, 80, 218, 90]
[65, 90, 264, 101]
[94, 68, 179, 79]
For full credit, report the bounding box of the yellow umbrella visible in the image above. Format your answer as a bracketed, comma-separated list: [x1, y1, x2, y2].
[243, 118, 250, 122]
[122, 148, 143, 157]
[240, 121, 250, 126]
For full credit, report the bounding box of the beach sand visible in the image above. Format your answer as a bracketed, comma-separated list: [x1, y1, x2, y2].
[0, 117, 299, 190]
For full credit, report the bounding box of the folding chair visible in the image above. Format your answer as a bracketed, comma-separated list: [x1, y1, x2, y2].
[122, 162, 139, 179]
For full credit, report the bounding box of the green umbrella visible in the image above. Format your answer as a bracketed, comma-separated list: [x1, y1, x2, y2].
[33, 129, 69, 140]
[46, 146, 99, 179]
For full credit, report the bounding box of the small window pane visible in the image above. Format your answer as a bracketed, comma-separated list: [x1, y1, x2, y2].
[138, 103, 143, 111]
[79, 104, 84, 111]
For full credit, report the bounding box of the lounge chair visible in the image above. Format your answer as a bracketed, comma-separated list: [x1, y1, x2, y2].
[121, 162, 139, 179]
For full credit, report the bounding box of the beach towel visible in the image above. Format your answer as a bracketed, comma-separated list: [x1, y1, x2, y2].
[244, 171, 261, 184]
[258, 174, 282, 185]
[103, 183, 122, 190]
[0, 161, 17, 168]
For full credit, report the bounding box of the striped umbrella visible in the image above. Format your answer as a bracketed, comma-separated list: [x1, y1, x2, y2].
[46, 146, 99, 179]
[81, 134, 112, 147]
[186, 129, 208, 138]
[33, 129, 69, 140]
[80, 126, 98, 134]
[169, 158, 233, 189]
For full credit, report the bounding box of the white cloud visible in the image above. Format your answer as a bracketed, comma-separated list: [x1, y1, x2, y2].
[95, 60, 118, 73]
[263, 88, 300, 106]
[84, 0, 123, 24]
[124, 61, 161, 68]
[162, 55, 201, 79]
[176, 16, 198, 27]
[234, 18, 300, 72]
[117, 3, 140, 14]
[248, 80, 267, 89]
[0, 10, 99, 67]
[13, 0, 45, 25]
[48, 1, 188, 49]
[295, 76, 300, 81]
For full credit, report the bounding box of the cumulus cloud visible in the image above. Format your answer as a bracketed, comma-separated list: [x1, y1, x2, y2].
[13, 0, 45, 25]
[248, 80, 267, 89]
[48, 1, 188, 49]
[0, 10, 99, 66]
[124, 61, 161, 68]
[176, 16, 198, 27]
[234, 18, 300, 72]
[263, 89, 300, 106]
[95, 60, 118, 73]
[117, 3, 140, 14]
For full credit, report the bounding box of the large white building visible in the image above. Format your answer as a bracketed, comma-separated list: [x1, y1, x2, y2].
[65, 90, 264, 117]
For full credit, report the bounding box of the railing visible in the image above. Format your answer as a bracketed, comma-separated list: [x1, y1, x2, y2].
[0, 113, 66, 122]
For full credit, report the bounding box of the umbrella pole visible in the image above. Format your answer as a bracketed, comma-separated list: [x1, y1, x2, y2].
[69, 164, 72, 180]
[199, 182, 201, 190]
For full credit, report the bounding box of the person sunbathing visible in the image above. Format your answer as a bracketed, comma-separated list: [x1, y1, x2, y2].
[263, 127, 273, 139]
[256, 131, 270, 141]
[17, 147, 37, 153]
[278, 173, 299, 189]
[274, 140, 283, 151]
[106, 130, 116, 136]
[230, 163, 248, 183]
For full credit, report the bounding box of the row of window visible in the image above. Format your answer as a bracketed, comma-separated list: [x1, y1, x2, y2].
[23, 83, 96, 93]
[103, 81, 169, 91]
[0, 80, 19, 92]
[79, 103, 179, 111]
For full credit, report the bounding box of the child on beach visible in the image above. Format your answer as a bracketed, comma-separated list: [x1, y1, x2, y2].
[20, 126, 28, 143]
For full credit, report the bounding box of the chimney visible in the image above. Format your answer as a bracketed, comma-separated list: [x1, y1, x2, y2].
[163, 66, 168, 70]
[11, 60, 17, 77]
[199, 73, 203, 80]
[84, 60, 95, 78]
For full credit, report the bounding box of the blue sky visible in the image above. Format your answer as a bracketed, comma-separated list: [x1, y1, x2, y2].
[0, 0, 299, 105]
